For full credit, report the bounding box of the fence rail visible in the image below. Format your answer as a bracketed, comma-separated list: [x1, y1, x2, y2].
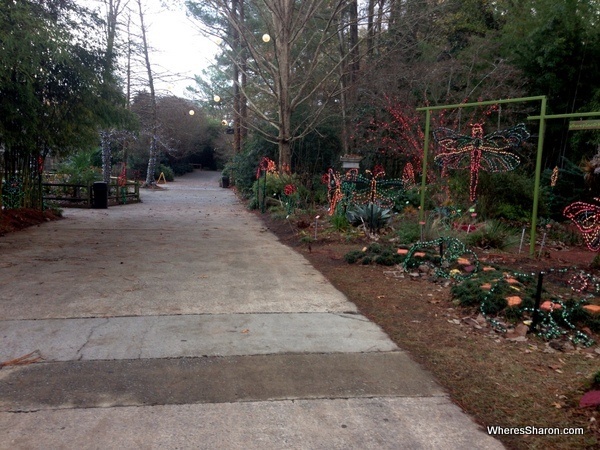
[42, 180, 140, 207]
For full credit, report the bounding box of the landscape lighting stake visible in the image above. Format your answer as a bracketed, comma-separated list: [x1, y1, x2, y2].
[518, 228, 526, 253]
[286, 215, 294, 234]
[528, 271, 545, 333]
[314, 215, 320, 240]
[538, 230, 547, 258]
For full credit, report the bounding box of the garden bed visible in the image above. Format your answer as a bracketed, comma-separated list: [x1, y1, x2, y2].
[258, 209, 600, 450]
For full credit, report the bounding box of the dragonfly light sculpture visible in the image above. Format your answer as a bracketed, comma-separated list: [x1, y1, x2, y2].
[433, 123, 530, 202]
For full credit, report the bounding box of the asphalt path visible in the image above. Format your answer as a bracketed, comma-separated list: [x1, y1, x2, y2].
[0, 170, 503, 449]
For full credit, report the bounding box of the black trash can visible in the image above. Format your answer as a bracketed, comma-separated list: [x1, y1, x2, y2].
[221, 176, 230, 188]
[92, 181, 108, 209]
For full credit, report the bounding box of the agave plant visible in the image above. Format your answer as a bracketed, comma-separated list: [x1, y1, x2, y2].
[346, 202, 392, 234]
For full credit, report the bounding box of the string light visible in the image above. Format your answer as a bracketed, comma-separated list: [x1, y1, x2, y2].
[402, 163, 416, 188]
[322, 168, 343, 215]
[433, 123, 530, 202]
[551, 166, 559, 187]
[322, 166, 404, 214]
[477, 267, 597, 347]
[402, 237, 480, 281]
[256, 157, 276, 179]
[563, 198, 600, 251]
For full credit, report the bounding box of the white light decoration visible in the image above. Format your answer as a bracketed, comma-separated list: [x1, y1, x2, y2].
[213, 95, 221, 103]
[262, 34, 271, 43]
[189, 110, 195, 116]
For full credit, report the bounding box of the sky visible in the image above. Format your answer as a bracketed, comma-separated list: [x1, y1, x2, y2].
[82, 0, 220, 99]
[141, 1, 219, 97]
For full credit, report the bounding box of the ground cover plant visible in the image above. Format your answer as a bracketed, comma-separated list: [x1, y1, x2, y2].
[255, 205, 600, 450]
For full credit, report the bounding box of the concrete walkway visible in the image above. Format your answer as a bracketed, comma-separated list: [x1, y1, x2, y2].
[0, 170, 503, 449]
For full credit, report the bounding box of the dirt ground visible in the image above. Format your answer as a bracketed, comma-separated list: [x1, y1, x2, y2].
[2, 205, 599, 449]
[255, 211, 600, 450]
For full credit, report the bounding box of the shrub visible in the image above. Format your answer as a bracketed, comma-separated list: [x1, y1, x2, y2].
[55, 148, 102, 186]
[344, 250, 364, 264]
[155, 164, 174, 182]
[464, 220, 518, 250]
[346, 202, 392, 233]
[330, 214, 350, 231]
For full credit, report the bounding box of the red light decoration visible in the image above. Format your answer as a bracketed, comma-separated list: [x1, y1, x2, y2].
[564, 198, 600, 251]
[402, 163, 415, 188]
[322, 168, 343, 215]
[283, 184, 297, 196]
[433, 123, 530, 202]
[256, 157, 276, 179]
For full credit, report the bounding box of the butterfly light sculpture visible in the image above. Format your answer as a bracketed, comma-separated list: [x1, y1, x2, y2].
[564, 199, 600, 251]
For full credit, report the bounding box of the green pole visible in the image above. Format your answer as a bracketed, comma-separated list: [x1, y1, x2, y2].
[419, 109, 431, 224]
[529, 96, 547, 257]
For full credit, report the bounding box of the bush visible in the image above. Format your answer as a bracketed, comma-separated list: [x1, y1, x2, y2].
[346, 203, 392, 233]
[330, 214, 350, 231]
[155, 164, 174, 182]
[55, 148, 102, 186]
[464, 220, 518, 250]
[171, 163, 194, 176]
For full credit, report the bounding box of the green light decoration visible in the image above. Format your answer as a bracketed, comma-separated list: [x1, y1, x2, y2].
[403, 237, 480, 281]
[323, 166, 404, 215]
[433, 123, 530, 202]
[479, 268, 597, 347]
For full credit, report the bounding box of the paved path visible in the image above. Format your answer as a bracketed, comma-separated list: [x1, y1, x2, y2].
[0, 170, 503, 449]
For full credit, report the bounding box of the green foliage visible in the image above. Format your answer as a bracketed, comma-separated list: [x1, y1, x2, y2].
[450, 279, 488, 307]
[330, 214, 350, 232]
[346, 203, 393, 233]
[476, 171, 544, 221]
[155, 164, 175, 182]
[223, 131, 278, 197]
[55, 148, 102, 186]
[171, 163, 194, 176]
[464, 221, 518, 250]
[1, 178, 25, 210]
[395, 221, 421, 244]
[344, 244, 405, 266]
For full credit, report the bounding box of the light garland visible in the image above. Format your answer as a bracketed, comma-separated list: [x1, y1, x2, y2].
[402, 237, 480, 281]
[322, 168, 343, 215]
[563, 198, 600, 251]
[551, 166, 559, 187]
[433, 123, 530, 202]
[478, 267, 597, 347]
[322, 166, 405, 214]
[402, 163, 416, 189]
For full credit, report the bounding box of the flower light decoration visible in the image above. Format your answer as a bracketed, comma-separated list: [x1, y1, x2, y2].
[433, 122, 530, 202]
[563, 198, 600, 251]
[256, 157, 277, 213]
[256, 157, 276, 179]
[322, 168, 343, 215]
[402, 163, 416, 189]
[551, 166, 559, 187]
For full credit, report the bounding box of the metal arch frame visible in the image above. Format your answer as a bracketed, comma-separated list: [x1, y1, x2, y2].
[416, 96, 546, 257]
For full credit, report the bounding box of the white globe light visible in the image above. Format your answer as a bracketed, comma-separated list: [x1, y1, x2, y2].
[189, 110, 195, 116]
[213, 95, 221, 102]
[262, 34, 271, 43]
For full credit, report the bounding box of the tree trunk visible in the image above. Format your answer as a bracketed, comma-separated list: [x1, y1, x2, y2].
[137, 0, 159, 186]
[101, 130, 111, 183]
[274, 0, 293, 169]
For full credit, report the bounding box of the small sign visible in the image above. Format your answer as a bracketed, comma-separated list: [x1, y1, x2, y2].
[569, 119, 600, 131]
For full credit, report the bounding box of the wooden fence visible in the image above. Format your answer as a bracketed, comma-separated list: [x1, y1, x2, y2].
[42, 179, 140, 207]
